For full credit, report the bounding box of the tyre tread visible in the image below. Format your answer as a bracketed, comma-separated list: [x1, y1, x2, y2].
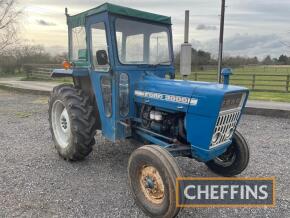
[206, 130, 250, 176]
[49, 84, 97, 161]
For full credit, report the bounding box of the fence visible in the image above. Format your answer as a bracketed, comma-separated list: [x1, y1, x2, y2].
[23, 64, 290, 92]
[189, 72, 290, 93]
[23, 64, 60, 79]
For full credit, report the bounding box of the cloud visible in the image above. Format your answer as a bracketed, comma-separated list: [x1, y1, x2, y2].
[196, 24, 217, 31]
[19, 0, 290, 58]
[36, 19, 56, 26]
[191, 34, 289, 59]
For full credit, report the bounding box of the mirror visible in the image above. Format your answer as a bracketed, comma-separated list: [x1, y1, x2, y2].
[78, 49, 88, 60]
[96, 50, 108, 65]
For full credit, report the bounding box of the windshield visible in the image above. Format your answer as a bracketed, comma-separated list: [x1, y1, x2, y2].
[115, 18, 172, 65]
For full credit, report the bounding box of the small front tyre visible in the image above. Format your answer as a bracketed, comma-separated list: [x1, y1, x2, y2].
[48, 84, 96, 161]
[206, 130, 249, 177]
[128, 145, 183, 218]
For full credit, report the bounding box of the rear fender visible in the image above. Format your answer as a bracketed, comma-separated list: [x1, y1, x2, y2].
[73, 76, 102, 130]
[51, 68, 101, 130]
[51, 68, 90, 78]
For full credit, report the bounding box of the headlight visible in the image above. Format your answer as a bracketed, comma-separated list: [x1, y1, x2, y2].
[212, 131, 222, 144]
[225, 127, 234, 139]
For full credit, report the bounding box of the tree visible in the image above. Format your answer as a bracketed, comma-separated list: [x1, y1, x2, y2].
[262, 55, 273, 65]
[0, 44, 55, 74]
[272, 58, 279, 65]
[197, 50, 211, 66]
[278, 55, 289, 65]
[0, 0, 21, 54]
[190, 48, 212, 69]
[52, 52, 68, 64]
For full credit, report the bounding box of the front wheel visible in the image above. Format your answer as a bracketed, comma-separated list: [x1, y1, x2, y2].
[206, 131, 250, 177]
[128, 145, 183, 218]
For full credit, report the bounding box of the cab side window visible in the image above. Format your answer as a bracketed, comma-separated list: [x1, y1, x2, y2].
[72, 26, 87, 61]
[91, 22, 110, 71]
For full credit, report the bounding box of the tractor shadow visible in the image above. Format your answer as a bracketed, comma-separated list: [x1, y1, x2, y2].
[90, 132, 218, 178]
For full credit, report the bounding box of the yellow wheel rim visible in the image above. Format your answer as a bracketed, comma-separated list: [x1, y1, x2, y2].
[139, 165, 165, 204]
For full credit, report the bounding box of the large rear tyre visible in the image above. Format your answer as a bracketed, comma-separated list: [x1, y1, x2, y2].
[128, 145, 183, 218]
[48, 84, 96, 161]
[206, 130, 249, 176]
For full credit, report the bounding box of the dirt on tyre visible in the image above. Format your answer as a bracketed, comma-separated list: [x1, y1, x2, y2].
[48, 84, 96, 161]
[206, 130, 250, 176]
[128, 145, 183, 218]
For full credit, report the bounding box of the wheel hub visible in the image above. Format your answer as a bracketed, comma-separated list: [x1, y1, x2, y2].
[51, 100, 71, 149]
[60, 109, 69, 132]
[145, 176, 155, 189]
[139, 166, 165, 204]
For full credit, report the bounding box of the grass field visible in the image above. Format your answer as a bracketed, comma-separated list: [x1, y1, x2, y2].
[177, 66, 290, 91]
[249, 91, 290, 103]
[175, 65, 290, 103]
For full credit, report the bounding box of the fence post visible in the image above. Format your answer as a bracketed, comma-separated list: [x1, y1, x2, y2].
[23, 65, 31, 79]
[194, 72, 197, 81]
[286, 75, 290, 92]
[252, 74, 256, 90]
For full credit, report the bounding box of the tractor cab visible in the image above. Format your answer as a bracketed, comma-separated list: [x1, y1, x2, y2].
[53, 3, 175, 141]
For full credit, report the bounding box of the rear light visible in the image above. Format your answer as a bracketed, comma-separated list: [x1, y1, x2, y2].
[62, 60, 71, 70]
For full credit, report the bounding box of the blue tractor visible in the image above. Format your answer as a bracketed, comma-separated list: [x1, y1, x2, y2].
[49, 3, 249, 217]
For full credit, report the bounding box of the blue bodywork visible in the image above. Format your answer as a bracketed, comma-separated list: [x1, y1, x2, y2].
[134, 75, 248, 161]
[52, 5, 249, 162]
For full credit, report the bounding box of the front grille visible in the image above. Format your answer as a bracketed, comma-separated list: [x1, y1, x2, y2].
[211, 109, 241, 148]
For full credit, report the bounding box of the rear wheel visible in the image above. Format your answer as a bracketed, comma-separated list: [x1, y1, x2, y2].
[206, 131, 249, 176]
[128, 145, 183, 218]
[49, 84, 96, 161]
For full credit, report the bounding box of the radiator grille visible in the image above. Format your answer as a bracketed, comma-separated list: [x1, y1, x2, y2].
[211, 109, 241, 147]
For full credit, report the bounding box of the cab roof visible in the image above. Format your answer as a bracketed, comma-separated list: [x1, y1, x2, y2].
[67, 3, 171, 28]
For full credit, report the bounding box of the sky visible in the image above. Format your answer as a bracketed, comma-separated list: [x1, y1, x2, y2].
[18, 0, 290, 59]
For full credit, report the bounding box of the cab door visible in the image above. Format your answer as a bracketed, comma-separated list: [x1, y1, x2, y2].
[87, 13, 117, 141]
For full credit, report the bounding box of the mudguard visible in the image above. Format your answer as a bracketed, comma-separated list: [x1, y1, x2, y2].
[51, 68, 90, 78]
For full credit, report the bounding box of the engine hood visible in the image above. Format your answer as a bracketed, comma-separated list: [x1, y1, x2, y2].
[134, 74, 248, 116]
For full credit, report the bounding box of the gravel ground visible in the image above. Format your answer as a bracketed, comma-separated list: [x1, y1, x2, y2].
[0, 89, 289, 218]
